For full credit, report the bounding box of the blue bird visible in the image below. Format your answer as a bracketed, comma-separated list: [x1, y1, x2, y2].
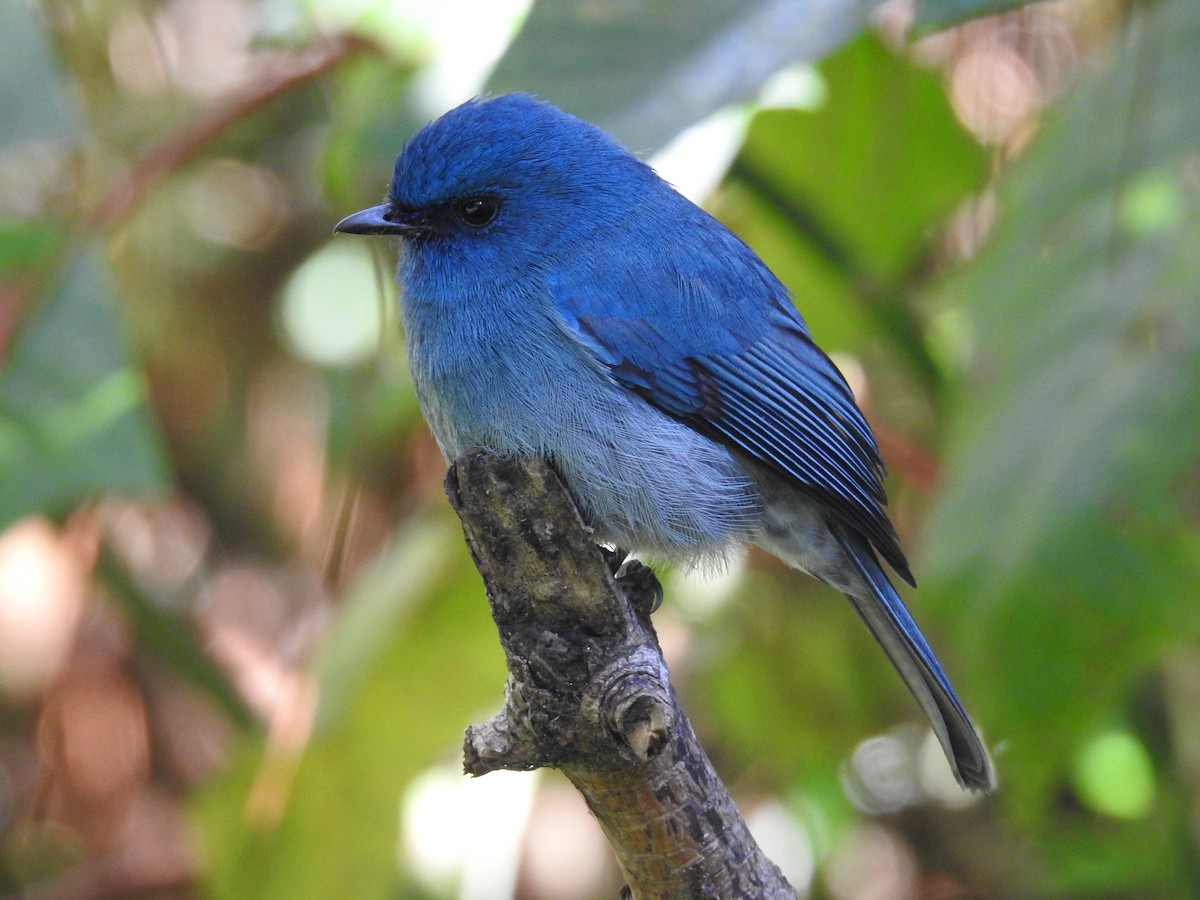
[335, 94, 995, 792]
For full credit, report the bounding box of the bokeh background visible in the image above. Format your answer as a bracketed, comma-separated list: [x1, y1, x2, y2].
[2, 0, 1198, 896]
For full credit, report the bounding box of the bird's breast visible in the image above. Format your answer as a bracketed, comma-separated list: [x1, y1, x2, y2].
[400, 282, 589, 459]
[395, 268, 764, 561]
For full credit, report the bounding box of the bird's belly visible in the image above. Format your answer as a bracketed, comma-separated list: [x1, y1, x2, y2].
[411, 349, 763, 562]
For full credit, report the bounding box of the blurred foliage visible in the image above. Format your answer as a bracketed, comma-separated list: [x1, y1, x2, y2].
[921, 0, 1200, 890]
[487, 0, 878, 152]
[913, 0, 1039, 32]
[0, 245, 169, 527]
[725, 35, 986, 387]
[196, 514, 507, 899]
[2, 0, 1199, 898]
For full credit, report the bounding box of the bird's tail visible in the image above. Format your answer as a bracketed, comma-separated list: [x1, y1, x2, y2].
[834, 528, 996, 793]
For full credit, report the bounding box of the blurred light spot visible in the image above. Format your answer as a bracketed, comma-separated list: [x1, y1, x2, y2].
[918, 5, 1086, 151]
[0, 518, 87, 699]
[757, 63, 826, 111]
[38, 665, 150, 815]
[828, 352, 868, 406]
[647, 608, 693, 673]
[310, 0, 529, 111]
[843, 729, 920, 815]
[826, 823, 918, 900]
[310, 0, 435, 63]
[918, 729, 981, 808]
[746, 799, 815, 896]
[0, 141, 70, 218]
[1018, 6, 1081, 103]
[651, 105, 750, 204]
[151, 0, 253, 97]
[1072, 729, 1155, 819]
[192, 555, 327, 830]
[185, 158, 291, 250]
[910, 23, 957, 71]
[520, 778, 616, 900]
[108, 10, 170, 95]
[101, 500, 212, 603]
[1119, 170, 1186, 236]
[195, 563, 329, 713]
[410, 0, 533, 114]
[246, 668, 318, 828]
[669, 553, 745, 621]
[401, 767, 462, 890]
[870, 0, 914, 49]
[926, 305, 975, 375]
[950, 44, 1040, 145]
[281, 242, 388, 367]
[783, 792, 837, 864]
[944, 187, 998, 264]
[401, 765, 536, 898]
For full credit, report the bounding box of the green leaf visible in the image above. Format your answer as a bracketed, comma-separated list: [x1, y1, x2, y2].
[696, 571, 906, 788]
[321, 57, 424, 207]
[922, 0, 1200, 813]
[913, 0, 1044, 33]
[726, 34, 986, 384]
[0, 222, 59, 278]
[488, 0, 881, 153]
[0, 244, 170, 526]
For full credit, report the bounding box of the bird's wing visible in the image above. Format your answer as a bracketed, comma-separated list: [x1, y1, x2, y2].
[550, 260, 912, 583]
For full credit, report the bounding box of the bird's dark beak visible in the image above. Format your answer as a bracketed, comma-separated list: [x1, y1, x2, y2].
[334, 203, 428, 236]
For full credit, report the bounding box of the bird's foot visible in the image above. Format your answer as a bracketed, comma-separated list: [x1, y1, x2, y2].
[600, 545, 631, 576]
[601, 546, 663, 616]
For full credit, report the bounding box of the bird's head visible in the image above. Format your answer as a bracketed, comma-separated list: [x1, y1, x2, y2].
[335, 94, 654, 265]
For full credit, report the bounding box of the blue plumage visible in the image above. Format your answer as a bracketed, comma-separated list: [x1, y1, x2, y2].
[335, 93, 994, 791]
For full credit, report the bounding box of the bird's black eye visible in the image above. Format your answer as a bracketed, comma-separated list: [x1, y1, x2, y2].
[458, 197, 499, 228]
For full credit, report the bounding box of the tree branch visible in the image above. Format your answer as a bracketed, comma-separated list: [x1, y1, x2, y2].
[445, 450, 795, 899]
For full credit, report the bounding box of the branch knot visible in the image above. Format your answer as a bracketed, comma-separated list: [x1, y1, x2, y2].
[594, 649, 674, 762]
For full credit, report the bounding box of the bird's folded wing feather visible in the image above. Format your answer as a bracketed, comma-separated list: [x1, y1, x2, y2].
[550, 261, 912, 583]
